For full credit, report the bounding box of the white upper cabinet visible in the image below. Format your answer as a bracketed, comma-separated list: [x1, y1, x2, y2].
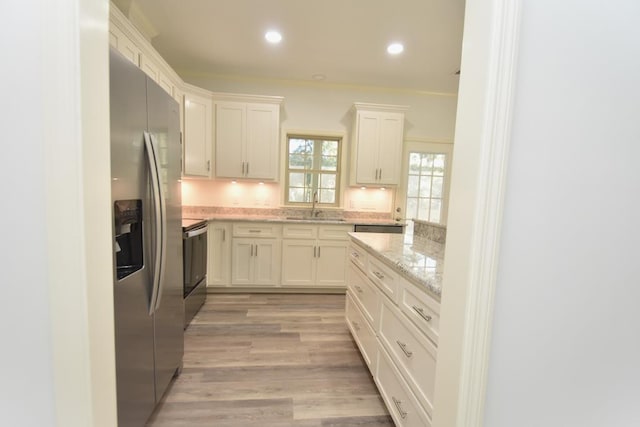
[215, 102, 245, 178]
[214, 96, 283, 181]
[108, 24, 140, 66]
[139, 54, 175, 96]
[351, 103, 408, 186]
[183, 88, 213, 177]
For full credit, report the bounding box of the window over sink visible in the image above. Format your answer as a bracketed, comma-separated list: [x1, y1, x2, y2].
[285, 134, 342, 207]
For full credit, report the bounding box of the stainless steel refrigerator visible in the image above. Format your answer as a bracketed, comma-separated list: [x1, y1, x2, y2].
[110, 48, 184, 427]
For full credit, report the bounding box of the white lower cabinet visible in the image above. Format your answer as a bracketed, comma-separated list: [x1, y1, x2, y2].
[379, 298, 437, 417]
[281, 224, 351, 288]
[231, 238, 280, 286]
[345, 239, 440, 423]
[207, 222, 231, 286]
[345, 293, 378, 370]
[348, 264, 379, 327]
[376, 346, 432, 427]
[315, 240, 349, 287]
[281, 239, 316, 286]
[207, 221, 355, 290]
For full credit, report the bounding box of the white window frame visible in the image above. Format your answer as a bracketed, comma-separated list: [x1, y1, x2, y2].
[397, 139, 454, 227]
[281, 131, 346, 208]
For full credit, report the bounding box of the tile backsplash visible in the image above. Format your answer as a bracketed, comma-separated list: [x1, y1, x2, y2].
[182, 205, 393, 221]
[413, 219, 447, 244]
[181, 179, 394, 213]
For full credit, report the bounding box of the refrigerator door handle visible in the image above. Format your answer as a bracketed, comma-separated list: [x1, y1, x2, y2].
[151, 133, 168, 313]
[144, 131, 166, 315]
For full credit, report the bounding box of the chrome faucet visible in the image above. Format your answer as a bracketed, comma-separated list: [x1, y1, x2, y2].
[311, 190, 319, 217]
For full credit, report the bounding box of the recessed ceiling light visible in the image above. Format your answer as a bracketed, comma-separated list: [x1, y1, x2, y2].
[387, 43, 404, 55]
[265, 30, 282, 44]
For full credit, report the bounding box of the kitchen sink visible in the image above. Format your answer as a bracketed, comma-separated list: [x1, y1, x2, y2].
[285, 216, 346, 222]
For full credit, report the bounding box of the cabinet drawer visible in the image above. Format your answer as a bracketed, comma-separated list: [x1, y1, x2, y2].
[400, 282, 440, 345]
[376, 346, 432, 427]
[347, 264, 379, 328]
[368, 257, 398, 302]
[318, 225, 352, 240]
[233, 223, 281, 238]
[282, 224, 317, 239]
[379, 299, 436, 417]
[346, 293, 378, 372]
[349, 242, 367, 272]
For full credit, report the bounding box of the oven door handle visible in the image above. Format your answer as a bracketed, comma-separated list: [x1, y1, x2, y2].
[184, 226, 208, 239]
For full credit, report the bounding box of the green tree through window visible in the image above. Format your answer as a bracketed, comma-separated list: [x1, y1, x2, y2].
[406, 152, 446, 223]
[286, 135, 341, 206]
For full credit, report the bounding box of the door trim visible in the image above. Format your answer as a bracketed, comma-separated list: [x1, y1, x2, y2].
[433, 0, 522, 426]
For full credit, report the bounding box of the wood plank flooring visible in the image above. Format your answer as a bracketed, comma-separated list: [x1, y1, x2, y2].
[146, 293, 394, 427]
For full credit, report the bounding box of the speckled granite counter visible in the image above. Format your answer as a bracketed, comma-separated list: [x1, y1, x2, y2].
[348, 232, 445, 299]
[188, 214, 402, 227]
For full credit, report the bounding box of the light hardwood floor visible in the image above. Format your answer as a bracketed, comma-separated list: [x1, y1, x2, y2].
[147, 293, 394, 427]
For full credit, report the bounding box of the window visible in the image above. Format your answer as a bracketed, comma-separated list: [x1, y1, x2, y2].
[406, 152, 447, 223]
[285, 135, 341, 206]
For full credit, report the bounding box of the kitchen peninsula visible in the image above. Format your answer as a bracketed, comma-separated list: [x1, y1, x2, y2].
[345, 227, 444, 426]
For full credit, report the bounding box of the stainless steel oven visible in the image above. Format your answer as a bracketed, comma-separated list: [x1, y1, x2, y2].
[182, 219, 207, 327]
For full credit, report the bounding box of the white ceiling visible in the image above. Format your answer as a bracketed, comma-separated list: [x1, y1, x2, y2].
[113, 0, 465, 94]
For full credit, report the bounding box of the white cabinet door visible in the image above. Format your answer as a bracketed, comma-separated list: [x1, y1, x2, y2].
[246, 103, 279, 180]
[184, 92, 212, 177]
[351, 105, 406, 186]
[207, 223, 231, 286]
[281, 239, 316, 286]
[173, 88, 185, 167]
[316, 240, 349, 287]
[215, 101, 280, 180]
[231, 238, 253, 285]
[253, 238, 281, 286]
[377, 113, 404, 185]
[215, 102, 245, 178]
[231, 238, 280, 286]
[355, 112, 381, 184]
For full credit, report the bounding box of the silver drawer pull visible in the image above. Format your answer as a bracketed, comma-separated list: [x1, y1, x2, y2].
[354, 285, 364, 293]
[392, 397, 407, 419]
[396, 340, 413, 358]
[412, 305, 432, 322]
[373, 271, 385, 280]
[351, 252, 360, 258]
[351, 321, 361, 331]
[249, 229, 261, 233]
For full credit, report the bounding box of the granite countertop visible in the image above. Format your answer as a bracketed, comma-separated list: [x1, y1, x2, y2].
[201, 214, 403, 226]
[348, 232, 445, 299]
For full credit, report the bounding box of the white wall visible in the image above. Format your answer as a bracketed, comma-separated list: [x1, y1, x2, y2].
[0, 3, 56, 424]
[0, 0, 116, 426]
[484, 1, 640, 426]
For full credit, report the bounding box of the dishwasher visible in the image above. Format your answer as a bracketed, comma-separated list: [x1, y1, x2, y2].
[353, 223, 404, 234]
